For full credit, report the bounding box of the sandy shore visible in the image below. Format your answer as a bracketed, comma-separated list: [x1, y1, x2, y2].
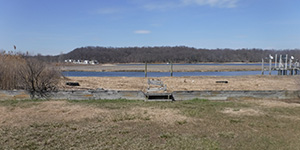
[61, 75, 300, 92]
[60, 64, 261, 72]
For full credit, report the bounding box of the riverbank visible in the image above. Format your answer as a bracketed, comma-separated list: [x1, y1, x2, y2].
[61, 75, 300, 92]
[59, 63, 261, 72]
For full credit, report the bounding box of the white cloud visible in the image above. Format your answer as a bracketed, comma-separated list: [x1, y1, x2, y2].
[182, 0, 239, 8]
[134, 30, 151, 34]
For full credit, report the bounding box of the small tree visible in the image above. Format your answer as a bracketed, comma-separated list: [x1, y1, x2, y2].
[19, 58, 61, 98]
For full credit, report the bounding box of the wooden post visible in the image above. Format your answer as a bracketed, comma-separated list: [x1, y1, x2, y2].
[285, 54, 288, 75]
[279, 55, 282, 67]
[170, 62, 173, 77]
[289, 58, 292, 75]
[279, 55, 282, 75]
[269, 58, 272, 75]
[275, 54, 277, 69]
[296, 63, 298, 75]
[261, 58, 264, 75]
[145, 63, 147, 77]
[296, 62, 299, 75]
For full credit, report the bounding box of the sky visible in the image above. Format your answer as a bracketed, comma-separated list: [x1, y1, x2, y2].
[1, 0, 300, 55]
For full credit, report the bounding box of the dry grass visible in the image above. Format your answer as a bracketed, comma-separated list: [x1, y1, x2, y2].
[61, 75, 300, 92]
[221, 107, 264, 116]
[0, 101, 108, 127]
[0, 53, 24, 90]
[1, 99, 300, 149]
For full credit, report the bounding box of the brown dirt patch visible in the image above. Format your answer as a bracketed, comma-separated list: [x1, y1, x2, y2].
[221, 108, 264, 116]
[129, 107, 194, 125]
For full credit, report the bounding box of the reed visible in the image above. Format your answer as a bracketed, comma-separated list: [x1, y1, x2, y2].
[0, 52, 24, 90]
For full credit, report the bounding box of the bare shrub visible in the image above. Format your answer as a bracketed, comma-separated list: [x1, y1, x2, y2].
[0, 52, 61, 98]
[18, 58, 61, 98]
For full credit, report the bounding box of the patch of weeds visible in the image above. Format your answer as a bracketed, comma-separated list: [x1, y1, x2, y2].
[118, 130, 130, 135]
[182, 99, 208, 104]
[160, 132, 174, 139]
[143, 110, 148, 114]
[233, 108, 240, 111]
[177, 120, 187, 125]
[69, 99, 143, 109]
[70, 127, 77, 131]
[22, 141, 38, 149]
[201, 138, 220, 150]
[29, 122, 64, 128]
[268, 107, 300, 116]
[0, 99, 45, 107]
[248, 123, 255, 127]
[230, 119, 243, 124]
[183, 108, 204, 117]
[160, 105, 168, 109]
[218, 132, 235, 139]
[191, 98, 209, 102]
[141, 116, 151, 121]
[112, 113, 137, 122]
[178, 99, 251, 119]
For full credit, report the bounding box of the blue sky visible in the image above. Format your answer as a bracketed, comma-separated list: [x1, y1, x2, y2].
[1, 0, 300, 55]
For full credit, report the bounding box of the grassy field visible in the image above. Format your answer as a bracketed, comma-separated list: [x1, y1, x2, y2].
[1, 99, 300, 149]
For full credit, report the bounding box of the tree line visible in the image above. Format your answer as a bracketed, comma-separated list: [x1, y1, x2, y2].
[34, 46, 300, 63]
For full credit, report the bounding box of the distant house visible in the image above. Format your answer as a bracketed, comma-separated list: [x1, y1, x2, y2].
[89, 60, 99, 65]
[84, 60, 89, 64]
[64, 59, 99, 65]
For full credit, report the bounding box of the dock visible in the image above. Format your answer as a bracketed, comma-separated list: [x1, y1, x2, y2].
[262, 54, 300, 75]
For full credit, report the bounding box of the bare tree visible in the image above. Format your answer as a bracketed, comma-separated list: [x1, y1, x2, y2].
[19, 58, 61, 98]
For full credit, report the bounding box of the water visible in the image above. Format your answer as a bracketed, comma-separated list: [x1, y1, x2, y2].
[117, 63, 262, 66]
[63, 70, 279, 77]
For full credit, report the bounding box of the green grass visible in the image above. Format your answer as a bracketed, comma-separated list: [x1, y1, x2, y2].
[1, 99, 300, 149]
[0, 99, 45, 107]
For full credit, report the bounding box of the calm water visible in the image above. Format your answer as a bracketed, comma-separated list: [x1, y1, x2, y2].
[117, 63, 263, 66]
[63, 71, 278, 77]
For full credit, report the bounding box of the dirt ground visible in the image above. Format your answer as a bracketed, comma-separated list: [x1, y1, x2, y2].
[61, 75, 300, 92]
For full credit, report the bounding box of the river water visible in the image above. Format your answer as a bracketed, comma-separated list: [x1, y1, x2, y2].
[117, 63, 263, 66]
[62, 70, 278, 77]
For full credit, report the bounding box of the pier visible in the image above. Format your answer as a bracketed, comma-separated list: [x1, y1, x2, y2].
[262, 54, 300, 75]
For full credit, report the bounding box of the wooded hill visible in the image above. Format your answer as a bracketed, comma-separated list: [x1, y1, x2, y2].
[35, 46, 300, 63]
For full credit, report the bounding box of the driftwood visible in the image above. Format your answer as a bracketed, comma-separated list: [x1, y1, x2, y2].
[66, 82, 80, 86]
[216, 81, 228, 84]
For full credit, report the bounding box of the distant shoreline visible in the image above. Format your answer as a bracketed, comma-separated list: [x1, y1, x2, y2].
[59, 63, 262, 72]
